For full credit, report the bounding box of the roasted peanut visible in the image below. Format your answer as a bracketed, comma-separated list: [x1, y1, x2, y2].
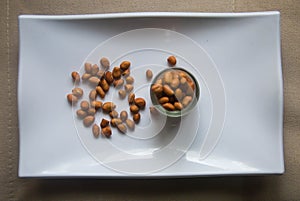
[159, 97, 169, 104]
[82, 73, 92, 81]
[122, 69, 130, 77]
[146, 69, 153, 80]
[100, 79, 110, 92]
[105, 71, 114, 84]
[125, 76, 134, 84]
[112, 67, 122, 79]
[133, 113, 141, 123]
[92, 124, 100, 138]
[91, 64, 99, 75]
[182, 96, 192, 107]
[117, 123, 127, 134]
[96, 70, 105, 79]
[125, 119, 135, 130]
[134, 98, 146, 109]
[120, 61, 130, 71]
[175, 88, 184, 100]
[67, 94, 78, 104]
[102, 102, 116, 113]
[111, 118, 122, 127]
[170, 78, 180, 88]
[84, 62, 92, 73]
[164, 71, 172, 84]
[118, 89, 126, 99]
[80, 100, 89, 111]
[96, 86, 105, 99]
[151, 84, 163, 94]
[174, 102, 183, 110]
[113, 79, 124, 88]
[76, 109, 87, 119]
[71, 71, 80, 83]
[167, 55, 176, 66]
[90, 101, 102, 110]
[89, 89, 97, 100]
[102, 126, 112, 137]
[155, 79, 163, 85]
[120, 111, 128, 122]
[109, 110, 118, 118]
[130, 105, 139, 114]
[72, 87, 83, 98]
[162, 103, 175, 111]
[125, 84, 134, 93]
[83, 115, 95, 127]
[100, 118, 110, 128]
[88, 76, 100, 86]
[87, 108, 96, 116]
[128, 93, 135, 104]
[100, 57, 110, 69]
[163, 85, 174, 96]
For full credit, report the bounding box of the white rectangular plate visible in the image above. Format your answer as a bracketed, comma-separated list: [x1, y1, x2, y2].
[18, 12, 284, 177]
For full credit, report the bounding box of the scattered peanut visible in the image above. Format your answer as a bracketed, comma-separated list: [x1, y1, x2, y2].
[96, 70, 105, 79]
[111, 118, 122, 127]
[100, 57, 110, 69]
[72, 87, 83, 98]
[146, 69, 153, 80]
[112, 67, 122, 79]
[71, 71, 80, 83]
[91, 64, 99, 75]
[102, 126, 112, 137]
[76, 109, 87, 119]
[134, 98, 146, 109]
[125, 84, 134, 93]
[92, 124, 100, 138]
[80, 100, 89, 111]
[100, 79, 110, 92]
[117, 123, 127, 134]
[84, 62, 92, 73]
[100, 118, 110, 128]
[90, 101, 102, 110]
[96, 86, 105, 99]
[105, 71, 114, 84]
[125, 119, 135, 130]
[88, 76, 100, 86]
[83, 115, 95, 127]
[128, 93, 135, 104]
[125, 76, 134, 84]
[82, 73, 92, 81]
[120, 61, 131, 71]
[67, 94, 78, 104]
[102, 102, 116, 113]
[120, 111, 128, 122]
[87, 108, 96, 116]
[89, 89, 97, 100]
[133, 113, 141, 123]
[122, 69, 130, 77]
[113, 79, 124, 88]
[118, 89, 126, 99]
[109, 110, 118, 118]
[130, 105, 140, 114]
[167, 55, 177, 66]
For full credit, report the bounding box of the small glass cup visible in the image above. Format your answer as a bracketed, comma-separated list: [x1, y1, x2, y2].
[150, 67, 200, 118]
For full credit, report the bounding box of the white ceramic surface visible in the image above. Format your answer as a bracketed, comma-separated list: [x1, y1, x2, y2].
[18, 12, 284, 177]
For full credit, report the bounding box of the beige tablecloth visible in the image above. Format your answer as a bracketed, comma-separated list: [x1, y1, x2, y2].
[1, 1, 299, 200]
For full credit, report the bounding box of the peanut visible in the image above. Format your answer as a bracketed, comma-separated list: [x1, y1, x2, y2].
[105, 71, 114, 84]
[125, 84, 134, 93]
[87, 108, 96, 116]
[156, 79, 163, 85]
[92, 124, 100, 138]
[120, 61, 131, 71]
[80, 100, 89, 111]
[112, 67, 122, 79]
[120, 111, 128, 122]
[100, 118, 110, 128]
[125, 119, 135, 130]
[163, 85, 174, 96]
[76, 109, 87, 119]
[71, 71, 80, 83]
[67, 94, 78, 104]
[90, 101, 102, 110]
[113, 79, 124, 88]
[146, 69, 153, 80]
[174, 102, 183, 110]
[130, 105, 139, 114]
[175, 88, 183, 100]
[151, 84, 163, 94]
[182, 96, 192, 107]
[72, 87, 83, 98]
[102, 102, 116, 113]
[111, 118, 122, 127]
[117, 123, 127, 134]
[96, 70, 105, 79]
[128, 93, 135, 104]
[159, 97, 169, 104]
[91, 64, 99, 75]
[82, 73, 91, 81]
[125, 76, 134, 84]
[167, 55, 176, 66]
[122, 69, 130, 77]
[89, 89, 97, 100]
[88, 76, 100, 86]
[102, 126, 112, 137]
[118, 89, 126, 99]
[100, 57, 110, 69]
[109, 110, 118, 118]
[170, 78, 180, 88]
[100, 79, 110, 92]
[96, 86, 105, 99]
[133, 113, 141, 123]
[164, 71, 172, 84]
[83, 115, 95, 127]
[134, 98, 146, 109]
[84, 62, 92, 73]
[162, 103, 175, 111]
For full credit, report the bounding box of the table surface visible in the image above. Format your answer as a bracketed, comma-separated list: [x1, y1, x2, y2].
[1, 1, 299, 200]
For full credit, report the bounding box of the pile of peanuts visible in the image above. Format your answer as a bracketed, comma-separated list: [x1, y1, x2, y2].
[67, 57, 149, 138]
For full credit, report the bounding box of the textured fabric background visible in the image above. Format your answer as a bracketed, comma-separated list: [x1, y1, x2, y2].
[0, 1, 299, 200]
